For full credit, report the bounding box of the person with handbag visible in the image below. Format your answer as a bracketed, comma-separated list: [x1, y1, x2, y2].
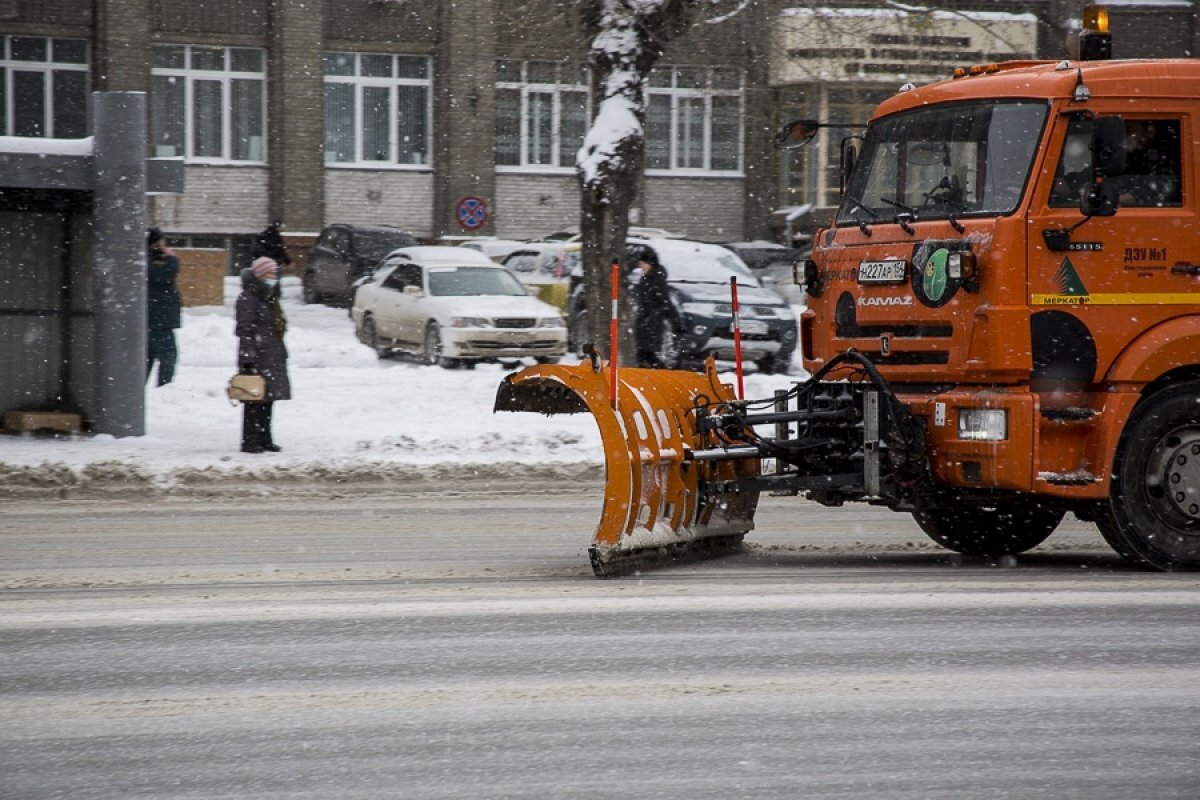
[235, 256, 291, 453]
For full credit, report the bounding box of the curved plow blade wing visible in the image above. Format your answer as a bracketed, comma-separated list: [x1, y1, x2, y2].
[495, 360, 760, 576]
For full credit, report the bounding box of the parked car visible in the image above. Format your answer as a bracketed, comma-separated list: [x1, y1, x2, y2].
[502, 243, 579, 311]
[351, 246, 567, 367]
[303, 224, 418, 306]
[720, 241, 810, 306]
[567, 237, 798, 374]
[457, 237, 527, 263]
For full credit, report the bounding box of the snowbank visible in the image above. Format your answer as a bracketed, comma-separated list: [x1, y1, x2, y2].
[1, 278, 806, 498]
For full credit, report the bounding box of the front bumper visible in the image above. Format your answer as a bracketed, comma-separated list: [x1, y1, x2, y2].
[444, 326, 568, 359]
[678, 314, 798, 362]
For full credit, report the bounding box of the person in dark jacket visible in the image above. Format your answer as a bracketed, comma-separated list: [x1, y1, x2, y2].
[235, 256, 291, 453]
[252, 219, 292, 268]
[146, 227, 182, 386]
[632, 246, 678, 368]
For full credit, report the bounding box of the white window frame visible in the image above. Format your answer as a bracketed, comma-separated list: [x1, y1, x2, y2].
[323, 52, 433, 169]
[645, 66, 744, 177]
[0, 35, 89, 138]
[151, 45, 267, 165]
[495, 61, 590, 174]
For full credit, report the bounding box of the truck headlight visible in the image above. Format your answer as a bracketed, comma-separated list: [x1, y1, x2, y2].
[958, 408, 1007, 441]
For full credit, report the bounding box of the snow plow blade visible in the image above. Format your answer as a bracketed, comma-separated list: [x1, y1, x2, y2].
[495, 359, 760, 577]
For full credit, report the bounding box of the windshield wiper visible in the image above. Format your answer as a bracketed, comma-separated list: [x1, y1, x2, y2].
[844, 196, 879, 236]
[880, 196, 917, 215]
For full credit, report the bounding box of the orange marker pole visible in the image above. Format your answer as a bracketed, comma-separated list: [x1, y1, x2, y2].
[730, 275, 745, 401]
[609, 260, 620, 409]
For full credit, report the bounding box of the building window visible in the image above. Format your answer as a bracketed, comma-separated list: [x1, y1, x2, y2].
[495, 60, 589, 171]
[0, 35, 89, 138]
[323, 52, 431, 167]
[645, 66, 742, 174]
[151, 45, 267, 163]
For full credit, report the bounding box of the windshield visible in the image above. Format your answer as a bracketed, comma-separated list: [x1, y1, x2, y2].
[428, 267, 527, 297]
[838, 100, 1049, 226]
[358, 231, 417, 261]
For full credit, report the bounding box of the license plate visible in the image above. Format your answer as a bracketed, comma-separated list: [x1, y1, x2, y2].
[737, 319, 768, 336]
[858, 259, 907, 284]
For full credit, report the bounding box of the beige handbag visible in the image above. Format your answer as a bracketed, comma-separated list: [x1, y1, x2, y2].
[226, 373, 267, 404]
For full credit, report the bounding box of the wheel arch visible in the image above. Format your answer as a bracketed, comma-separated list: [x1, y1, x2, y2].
[1106, 315, 1200, 387]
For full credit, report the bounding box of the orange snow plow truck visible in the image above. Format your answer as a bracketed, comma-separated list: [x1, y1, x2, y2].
[496, 14, 1199, 576]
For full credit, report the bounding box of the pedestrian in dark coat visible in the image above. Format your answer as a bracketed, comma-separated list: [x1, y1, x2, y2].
[235, 256, 290, 453]
[632, 247, 677, 368]
[146, 227, 181, 386]
[252, 220, 292, 268]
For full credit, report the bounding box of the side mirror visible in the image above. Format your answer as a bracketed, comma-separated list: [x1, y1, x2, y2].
[1081, 180, 1120, 217]
[1093, 116, 1126, 176]
[403, 284, 422, 296]
[840, 138, 859, 194]
[775, 119, 820, 150]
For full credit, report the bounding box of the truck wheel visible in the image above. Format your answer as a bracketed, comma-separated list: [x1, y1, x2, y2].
[1096, 382, 1200, 571]
[913, 500, 1064, 557]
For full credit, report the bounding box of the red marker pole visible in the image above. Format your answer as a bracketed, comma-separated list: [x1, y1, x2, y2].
[609, 260, 620, 409]
[730, 275, 745, 401]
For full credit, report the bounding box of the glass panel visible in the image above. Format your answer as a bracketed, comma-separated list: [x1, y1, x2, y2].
[231, 48, 263, 73]
[11, 37, 47, 62]
[361, 54, 393, 78]
[396, 56, 428, 80]
[396, 84, 427, 165]
[153, 46, 185, 70]
[712, 67, 741, 90]
[191, 47, 225, 72]
[191, 79, 224, 157]
[526, 91, 554, 165]
[323, 82, 356, 163]
[363, 85, 391, 161]
[677, 96, 705, 169]
[13, 71, 45, 136]
[569, 64, 589, 87]
[710, 95, 740, 171]
[52, 70, 87, 138]
[559, 90, 587, 168]
[151, 74, 185, 157]
[0, 68, 6, 135]
[645, 94, 671, 169]
[323, 52, 355, 76]
[1119, 119, 1182, 207]
[495, 88, 520, 166]
[676, 67, 705, 90]
[231, 78, 264, 160]
[527, 61, 556, 84]
[52, 39, 87, 64]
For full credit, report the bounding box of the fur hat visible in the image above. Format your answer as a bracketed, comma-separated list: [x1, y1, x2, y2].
[252, 256, 278, 279]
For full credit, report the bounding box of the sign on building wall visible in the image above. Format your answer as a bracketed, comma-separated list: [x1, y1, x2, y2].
[770, 7, 1038, 86]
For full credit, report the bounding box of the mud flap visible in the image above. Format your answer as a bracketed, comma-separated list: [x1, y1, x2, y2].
[495, 359, 760, 576]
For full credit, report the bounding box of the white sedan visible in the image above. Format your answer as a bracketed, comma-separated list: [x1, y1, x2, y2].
[351, 246, 568, 367]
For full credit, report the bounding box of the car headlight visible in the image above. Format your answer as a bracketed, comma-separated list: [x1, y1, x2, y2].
[451, 317, 491, 328]
[539, 316, 566, 328]
[958, 408, 1007, 441]
[681, 302, 719, 316]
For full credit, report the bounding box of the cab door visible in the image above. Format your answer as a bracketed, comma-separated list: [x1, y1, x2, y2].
[1025, 107, 1197, 386]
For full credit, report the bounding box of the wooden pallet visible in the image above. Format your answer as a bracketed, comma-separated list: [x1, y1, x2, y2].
[3, 411, 83, 434]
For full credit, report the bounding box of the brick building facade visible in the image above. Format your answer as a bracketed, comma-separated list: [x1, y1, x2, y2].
[3, 0, 1196, 266]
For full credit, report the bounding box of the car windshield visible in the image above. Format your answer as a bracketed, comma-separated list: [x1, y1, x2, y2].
[658, 252, 759, 286]
[838, 100, 1049, 226]
[428, 267, 527, 297]
[357, 231, 417, 261]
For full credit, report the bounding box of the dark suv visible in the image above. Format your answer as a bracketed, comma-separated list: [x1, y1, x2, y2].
[303, 224, 418, 305]
[567, 237, 799, 374]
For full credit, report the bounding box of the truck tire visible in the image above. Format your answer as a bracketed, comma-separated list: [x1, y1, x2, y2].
[1095, 381, 1200, 571]
[913, 500, 1064, 557]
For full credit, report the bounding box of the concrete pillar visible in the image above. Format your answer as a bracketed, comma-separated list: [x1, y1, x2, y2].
[92, 92, 147, 437]
[268, 0, 325, 232]
[434, 0, 497, 238]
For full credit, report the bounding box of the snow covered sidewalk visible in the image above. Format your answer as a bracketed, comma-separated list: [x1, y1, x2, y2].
[1, 278, 805, 499]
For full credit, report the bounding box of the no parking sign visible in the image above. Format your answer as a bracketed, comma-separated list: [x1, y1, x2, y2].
[455, 196, 489, 230]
